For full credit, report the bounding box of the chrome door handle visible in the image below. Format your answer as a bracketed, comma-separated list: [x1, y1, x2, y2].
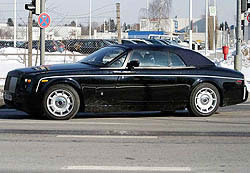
[113, 71, 136, 74]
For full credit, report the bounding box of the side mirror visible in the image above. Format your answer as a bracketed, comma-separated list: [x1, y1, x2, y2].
[127, 60, 140, 69]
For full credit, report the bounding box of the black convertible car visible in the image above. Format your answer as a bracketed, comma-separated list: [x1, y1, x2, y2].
[3, 45, 248, 120]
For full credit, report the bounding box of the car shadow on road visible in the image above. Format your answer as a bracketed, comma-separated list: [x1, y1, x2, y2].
[74, 110, 192, 119]
[0, 108, 192, 120]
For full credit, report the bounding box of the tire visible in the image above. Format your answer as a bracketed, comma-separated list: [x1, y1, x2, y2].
[189, 83, 220, 117]
[42, 84, 80, 120]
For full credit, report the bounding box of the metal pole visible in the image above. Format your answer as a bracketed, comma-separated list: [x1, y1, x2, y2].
[40, 0, 45, 65]
[14, 0, 17, 47]
[235, 0, 242, 71]
[28, 11, 33, 67]
[89, 0, 92, 39]
[189, 0, 192, 50]
[213, 0, 217, 59]
[116, 3, 121, 44]
[75, 18, 78, 39]
[205, 0, 208, 54]
[147, 0, 149, 31]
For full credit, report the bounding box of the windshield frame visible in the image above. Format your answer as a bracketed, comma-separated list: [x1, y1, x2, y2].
[78, 46, 127, 67]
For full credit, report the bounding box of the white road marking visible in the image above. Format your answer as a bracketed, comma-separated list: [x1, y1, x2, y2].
[57, 135, 158, 139]
[62, 166, 191, 172]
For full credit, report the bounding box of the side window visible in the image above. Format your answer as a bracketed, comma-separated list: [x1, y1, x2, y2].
[129, 50, 186, 67]
[169, 52, 186, 67]
[110, 54, 127, 67]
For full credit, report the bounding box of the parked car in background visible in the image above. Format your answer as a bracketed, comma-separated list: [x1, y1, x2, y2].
[0, 41, 14, 48]
[65, 39, 116, 54]
[130, 39, 153, 45]
[4, 44, 248, 120]
[142, 39, 166, 45]
[122, 39, 138, 45]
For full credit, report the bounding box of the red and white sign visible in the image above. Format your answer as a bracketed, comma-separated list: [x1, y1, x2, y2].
[38, 13, 51, 29]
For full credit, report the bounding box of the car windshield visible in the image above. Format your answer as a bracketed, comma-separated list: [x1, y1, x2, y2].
[79, 47, 126, 66]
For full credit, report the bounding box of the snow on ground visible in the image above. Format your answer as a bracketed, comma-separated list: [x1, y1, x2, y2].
[210, 44, 250, 91]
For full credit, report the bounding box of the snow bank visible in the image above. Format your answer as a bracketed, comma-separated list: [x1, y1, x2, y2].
[212, 44, 250, 91]
[0, 47, 86, 84]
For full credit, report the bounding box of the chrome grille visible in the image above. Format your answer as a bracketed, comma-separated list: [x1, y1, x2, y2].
[8, 77, 18, 93]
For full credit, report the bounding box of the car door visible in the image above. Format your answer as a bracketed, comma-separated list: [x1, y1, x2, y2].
[116, 48, 189, 108]
[80, 47, 128, 111]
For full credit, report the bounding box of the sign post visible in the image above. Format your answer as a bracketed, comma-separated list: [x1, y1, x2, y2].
[209, 4, 217, 59]
[40, 0, 46, 65]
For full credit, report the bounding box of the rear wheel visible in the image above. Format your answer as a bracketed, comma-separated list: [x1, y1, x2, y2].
[189, 83, 220, 117]
[42, 84, 80, 120]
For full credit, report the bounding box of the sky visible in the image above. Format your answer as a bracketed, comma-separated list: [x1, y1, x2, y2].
[0, 0, 236, 26]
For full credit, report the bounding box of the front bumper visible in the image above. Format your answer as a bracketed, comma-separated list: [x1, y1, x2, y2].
[4, 90, 41, 113]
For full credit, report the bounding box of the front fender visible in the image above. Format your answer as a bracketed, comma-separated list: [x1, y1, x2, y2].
[38, 78, 82, 95]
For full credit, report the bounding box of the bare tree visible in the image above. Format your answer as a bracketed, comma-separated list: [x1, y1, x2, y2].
[139, 0, 172, 31]
[148, 0, 172, 19]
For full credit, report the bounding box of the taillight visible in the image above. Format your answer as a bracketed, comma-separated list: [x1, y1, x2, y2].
[235, 80, 243, 85]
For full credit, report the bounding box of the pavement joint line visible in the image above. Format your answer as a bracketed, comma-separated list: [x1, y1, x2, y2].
[56, 135, 158, 139]
[61, 166, 191, 171]
[238, 103, 250, 106]
[0, 120, 164, 126]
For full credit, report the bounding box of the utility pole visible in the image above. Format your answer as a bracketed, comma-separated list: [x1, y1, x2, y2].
[89, 0, 92, 39]
[104, 19, 106, 32]
[116, 3, 121, 44]
[40, 0, 45, 65]
[189, 0, 193, 50]
[235, 0, 242, 71]
[14, 0, 17, 47]
[213, 0, 217, 59]
[205, 0, 208, 55]
[28, 11, 33, 67]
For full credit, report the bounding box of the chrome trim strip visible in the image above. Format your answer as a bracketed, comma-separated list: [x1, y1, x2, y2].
[243, 86, 247, 100]
[35, 74, 244, 93]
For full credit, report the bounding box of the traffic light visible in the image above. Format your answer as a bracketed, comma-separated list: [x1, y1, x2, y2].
[25, 0, 40, 15]
[242, 0, 248, 13]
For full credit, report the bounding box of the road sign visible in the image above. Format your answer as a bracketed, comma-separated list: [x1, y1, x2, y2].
[209, 6, 216, 16]
[38, 13, 51, 29]
[247, 14, 250, 22]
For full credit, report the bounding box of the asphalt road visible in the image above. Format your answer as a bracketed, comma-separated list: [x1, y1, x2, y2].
[0, 101, 250, 173]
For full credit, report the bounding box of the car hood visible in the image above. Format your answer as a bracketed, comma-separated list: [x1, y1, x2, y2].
[15, 63, 97, 74]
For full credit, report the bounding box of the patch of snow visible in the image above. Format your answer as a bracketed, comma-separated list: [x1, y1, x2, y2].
[0, 47, 86, 85]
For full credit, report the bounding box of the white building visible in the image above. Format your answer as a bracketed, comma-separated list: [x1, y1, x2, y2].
[140, 17, 205, 33]
[93, 30, 128, 39]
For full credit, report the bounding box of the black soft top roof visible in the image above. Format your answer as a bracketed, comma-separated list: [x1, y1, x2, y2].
[112, 44, 215, 67]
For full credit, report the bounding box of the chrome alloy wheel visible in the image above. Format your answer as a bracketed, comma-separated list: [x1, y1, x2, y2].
[194, 88, 217, 114]
[46, 89, 74, 117]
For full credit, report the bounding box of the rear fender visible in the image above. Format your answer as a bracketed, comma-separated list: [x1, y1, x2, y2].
[190, 78, 224, 106]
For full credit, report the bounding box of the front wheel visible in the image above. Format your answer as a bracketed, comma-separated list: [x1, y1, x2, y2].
[189, 83, 220, 117]
[42, 84, 80, 120]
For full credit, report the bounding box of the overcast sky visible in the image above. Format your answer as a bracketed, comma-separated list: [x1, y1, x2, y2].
[0, 0, 236, 26]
